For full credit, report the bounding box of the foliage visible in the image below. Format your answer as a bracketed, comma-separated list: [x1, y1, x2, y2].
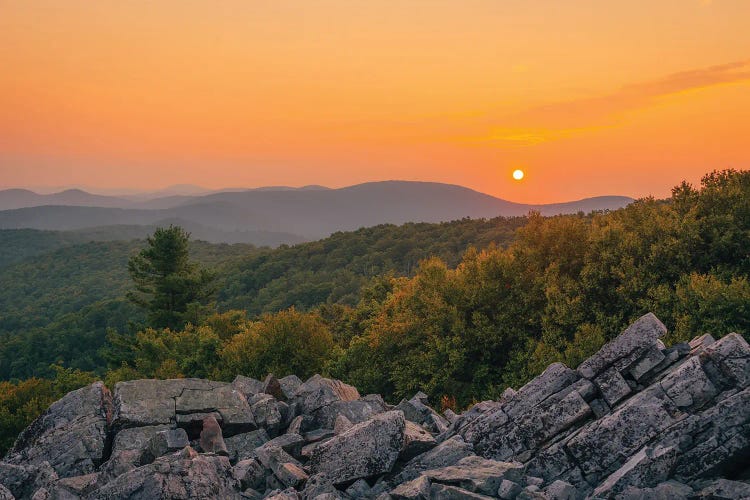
[127, 226, 216, 329]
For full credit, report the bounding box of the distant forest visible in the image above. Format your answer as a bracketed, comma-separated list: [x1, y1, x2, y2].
[1, 169, 748, 454]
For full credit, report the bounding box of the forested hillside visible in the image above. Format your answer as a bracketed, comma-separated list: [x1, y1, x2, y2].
[1, 169, 747, 456]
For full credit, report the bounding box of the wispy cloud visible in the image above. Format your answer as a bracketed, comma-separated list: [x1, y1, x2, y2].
[472, 60, 750, 146]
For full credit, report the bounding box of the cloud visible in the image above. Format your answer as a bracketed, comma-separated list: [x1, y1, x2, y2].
[471, 59, 750, 146]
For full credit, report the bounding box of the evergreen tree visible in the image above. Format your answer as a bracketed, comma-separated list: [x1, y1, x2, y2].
[127, 225, 215, 329]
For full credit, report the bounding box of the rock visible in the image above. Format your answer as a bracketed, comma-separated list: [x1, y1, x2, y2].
[444, 409, 458, 424]
[0, 462, 57, 500]
[429, 483, 496, 499]
[264, 487, 300, 500]
[0, 484, 13, 500]
[249, 394, 288, 436]
[301, 473, 340, 499]
[396, 394, 450, 434]
[309, 410, 405, 485]
[145, 428, 189, 462]
[255, 443, 306, 488]
[233, 375, 264, 396]
[311, 398, 388, 429]
[4, 382, 111, 479]
[231, 458, 267, 491]
[224, 429, 270, 463]
[689, 333, 715, 354]
[391, 435, 475, 485]
[702, 332, 750, 388]
[264, 433, 306, 458]
[278, 375, 303, 400]
[401, 421, 437, 461]
[345, 478, 372, 498]
[291, 375, 360, 415]
[391, 476, 431, 499]
[592, 443, 679, 497]
[51, 472, 100, 497]
[200, 415, 229, 455]
[594, 368, 632, 407]
[618, 479, 694, 499]
[421, 456, 523, 496]
[263, 375, 286, 401]
[659, 356, 718, 410]
[696, 478, 750, 499]
[628, 345, 666, 381]
[333, 415, 353, 434]
[577, 313, 666, 379]
[544, 480, 576, 500]
[503, 363, 580, 419]
[91, 448, 241, 499]
[497, 479, 522, 499]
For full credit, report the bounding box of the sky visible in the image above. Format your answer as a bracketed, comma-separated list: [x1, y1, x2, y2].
[1, 1, 749, 203]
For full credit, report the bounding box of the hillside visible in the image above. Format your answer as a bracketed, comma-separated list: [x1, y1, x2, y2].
[1, 315, 749, 499]
[0, 181, 633, 242]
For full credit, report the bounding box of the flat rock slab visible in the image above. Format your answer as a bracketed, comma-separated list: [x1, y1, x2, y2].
[421, 456, 523, 496]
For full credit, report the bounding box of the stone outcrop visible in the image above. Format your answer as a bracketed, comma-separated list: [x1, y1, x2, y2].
[2, 314, 749, 498]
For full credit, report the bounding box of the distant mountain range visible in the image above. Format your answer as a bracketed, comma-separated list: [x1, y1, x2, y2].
[0, 181, 633, 245]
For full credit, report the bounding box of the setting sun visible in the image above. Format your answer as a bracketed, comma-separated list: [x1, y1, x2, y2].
[513, 169, 525, 181]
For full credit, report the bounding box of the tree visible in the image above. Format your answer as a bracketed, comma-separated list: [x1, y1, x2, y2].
[127, 226, 215, 329]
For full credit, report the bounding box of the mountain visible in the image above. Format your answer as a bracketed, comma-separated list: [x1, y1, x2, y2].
[0, 188, 132, 210]
[0, 181, 633, 242]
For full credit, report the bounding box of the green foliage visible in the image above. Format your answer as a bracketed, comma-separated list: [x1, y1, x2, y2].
[127, 226, 217, 329]
[219, 308, 335, 380]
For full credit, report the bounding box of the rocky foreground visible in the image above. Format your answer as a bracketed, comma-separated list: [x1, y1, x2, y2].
[1, 313, 749, 499]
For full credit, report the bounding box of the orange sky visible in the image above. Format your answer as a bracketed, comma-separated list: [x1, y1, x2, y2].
[1, 1, 749, 202]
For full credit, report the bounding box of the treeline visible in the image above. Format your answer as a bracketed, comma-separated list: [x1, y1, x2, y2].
[1, 169, 748, 455]
[0, 217, 524, 380]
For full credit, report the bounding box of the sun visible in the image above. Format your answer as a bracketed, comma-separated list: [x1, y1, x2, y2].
[512, 169, 525, 181]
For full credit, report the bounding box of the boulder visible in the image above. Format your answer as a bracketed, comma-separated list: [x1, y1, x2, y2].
[618, 480, 694, 499]
[429, 483, 496, 499]
[577, 313, 666, 379]
[4, 382, 111, 478]
[391, 475, 431, 499]
[278, 375, 303, 400]
[145, 428, 189, 462]
[224, 429, 270, 463]
[391, 435, 475, 485]
[309, 410, 405, 485]
[291, 375, 360, 415]
[232, 376, 264, 397]
[696, 478, 750, 499]
[0, 462, 57, 500]
[200, 415, 229, 455]
[0, 484, 13, 500]
[701, 332, 750, 388]
[248, 394, 288, 436]
[231, 458, 266, 491]
[421, 456, 523, 496]
[401, 421, 437, 461]
[591, 443, 679, 498]
[91, 447, 241, 499]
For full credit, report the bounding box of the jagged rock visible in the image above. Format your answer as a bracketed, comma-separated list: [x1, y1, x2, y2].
[391, 435, 475, 485]
[265, 488, 300, 500]
[4, 382, 111, 479]
[577, 313, 666, 379]
[618, 479, 694, 499]
[497, 479, 522, 499]
[396, 394, 450, 434]
[231, 458, 266, 491]
[696, 478, 750, 499]
[401, 421, 437, 461]
[0, 484, 13, 500]
[263, 375, 286, 401]
[659, 355, 718, 410]
[345, 478, 372, 498]
[91, 447, 241, 499]
[333, 415, 353, 434]
[592, 443, 679, 497]
[391, 475, 431, 499]
[421, 456, 523, 496]
[702, 332, 750, 388]
[225, 429, 270, 463]
[689, 333, 715, 354]
[255, 442, 306, 488]
[278, 375, 303, 400]
[144, 428, 189, 463]
[248, 394, 289, 436]
[628, 345, 666, 381]
[594, 368, 631, 406]
[310, 397, 388, 429]
[199, 415, 229, 455]
[262, 433, 305, 459]
[430, 483, 496, 499]
[291, 375, 360, 415]
[0, 462, 57, 500]
[48, 472, 100, 497]
[232, 376, 264, 396]
[309, 410, 405, 485]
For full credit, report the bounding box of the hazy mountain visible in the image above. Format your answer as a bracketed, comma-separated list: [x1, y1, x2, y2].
[0, 181, 633, 242]
[0, 188, 132, 210]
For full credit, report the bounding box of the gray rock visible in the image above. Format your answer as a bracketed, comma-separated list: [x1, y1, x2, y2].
[544, 480, 576, 500]
[224, 429, 270, 463]
[309, 410, 405, 486]
[231, 458, 267, 491]
[262, 433, 305, 459]
[345, 478, 373, 498]
[696, 478, 750, 499]
[396, 394, 450, 434]
[278, 375, 303, 400]
[429, 483, 496, 499]
[618, 480, 694, 499]
[594, 368, 632, 407]
[401, 421, 437, 461]
[249, 394, 288, 436]
[4, 382, 111, 479]
[262, 375, 286, 401]
[49, 472, 100, 497]
[264, 487, 300, 500]
[291, 375, 360, 415]
[91, 447, 241, 499]
[689, 333, 715, 354]
[702, 332, 750, 388]
[311, 398, 388, 429]
[333, 415, 353, 434]
[0, 462, 57, 500]
[497, 479, 522, 499]
[232, 375, 264, 397]
[0, 484, 13, 500]
[591, 443, 679, 498]
[577, 313, 666, 379]
[255, 442, 305, 488]
[145, 428, 189, 462]
[391, 435, 475, 485]
[503, 363, 579, 420]
[659, 356, 718, 410]
[628, 345, 666, 381]
[421, 456, 523, 496]
[391, 476, 431, 499]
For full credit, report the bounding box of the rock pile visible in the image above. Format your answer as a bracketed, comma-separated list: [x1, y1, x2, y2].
[1, 313, 749, 499]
